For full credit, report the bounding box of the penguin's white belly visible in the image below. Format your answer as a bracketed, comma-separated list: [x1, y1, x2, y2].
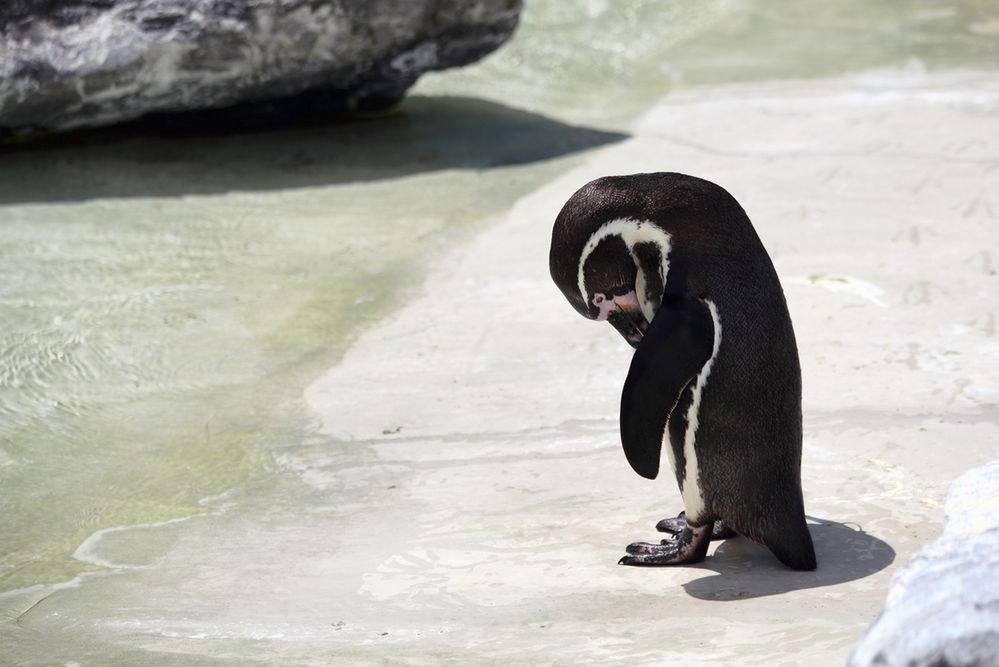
[664, 299, 722, 523]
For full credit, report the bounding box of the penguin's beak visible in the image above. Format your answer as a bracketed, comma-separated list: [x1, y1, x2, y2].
[607, 307, 649, 349]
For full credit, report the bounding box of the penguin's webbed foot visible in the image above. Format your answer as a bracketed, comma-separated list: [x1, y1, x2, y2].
[618, 524, 712, 566]
[655, 511, 736, 541]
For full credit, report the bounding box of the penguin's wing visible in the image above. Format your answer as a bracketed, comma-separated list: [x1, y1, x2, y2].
[620, 295, 715, 479]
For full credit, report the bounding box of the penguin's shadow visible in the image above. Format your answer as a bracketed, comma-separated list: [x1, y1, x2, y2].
[682, 516, 895, 601]
[0, 95, 628, 204]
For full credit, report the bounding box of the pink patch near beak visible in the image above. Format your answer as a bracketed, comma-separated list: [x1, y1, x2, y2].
[593, 290, 640, 321]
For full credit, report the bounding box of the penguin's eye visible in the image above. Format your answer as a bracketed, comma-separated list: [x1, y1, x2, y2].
[592, 293, 605, 305]
[608, 285, 633, 297]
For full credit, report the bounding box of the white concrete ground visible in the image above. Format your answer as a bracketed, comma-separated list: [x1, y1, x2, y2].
[304, 68, 999, 665]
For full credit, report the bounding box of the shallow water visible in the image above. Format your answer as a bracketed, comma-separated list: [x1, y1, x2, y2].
[418, 0, 999, 123]
[0, 100, 624, 593]
[1, 0, 997, 663]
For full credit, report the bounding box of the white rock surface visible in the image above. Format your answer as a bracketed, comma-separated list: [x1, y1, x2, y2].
[849, 460, 999, 667]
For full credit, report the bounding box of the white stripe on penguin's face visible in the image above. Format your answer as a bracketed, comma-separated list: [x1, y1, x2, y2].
[576, 218, 672, 322]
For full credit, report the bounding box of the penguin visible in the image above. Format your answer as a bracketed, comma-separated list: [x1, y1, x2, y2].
[549, 172, 816, 571]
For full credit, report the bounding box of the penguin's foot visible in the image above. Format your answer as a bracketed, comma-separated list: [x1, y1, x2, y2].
[618, 524, 712, 566]
[655, 511, 735, 541]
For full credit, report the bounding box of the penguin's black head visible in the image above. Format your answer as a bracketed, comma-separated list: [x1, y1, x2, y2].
[550, 177, 671, 348]
[575, 233, 648, 346]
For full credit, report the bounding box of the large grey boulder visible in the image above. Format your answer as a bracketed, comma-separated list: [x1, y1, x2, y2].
[849, 460, 999, 667]
[0, 0, 521, 137]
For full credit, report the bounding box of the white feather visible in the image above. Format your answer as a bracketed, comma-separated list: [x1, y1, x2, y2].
[678, 299, 721, 522]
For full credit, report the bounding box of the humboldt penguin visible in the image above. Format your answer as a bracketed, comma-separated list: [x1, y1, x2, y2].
[549, 172, 816, 571]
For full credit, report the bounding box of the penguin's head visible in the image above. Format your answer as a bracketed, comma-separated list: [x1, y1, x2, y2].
[550, 177, 672, 348]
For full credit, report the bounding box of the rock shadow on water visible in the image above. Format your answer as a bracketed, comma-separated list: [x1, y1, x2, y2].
[682, 516, 895, 601]
[0, 96, 628, 204]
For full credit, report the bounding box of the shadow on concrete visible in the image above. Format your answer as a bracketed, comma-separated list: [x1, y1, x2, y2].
[0, 96, 627, 204]
[681, 516, 895, 601]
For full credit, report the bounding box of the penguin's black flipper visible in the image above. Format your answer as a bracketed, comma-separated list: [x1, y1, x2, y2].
[620, 296, 714, 480]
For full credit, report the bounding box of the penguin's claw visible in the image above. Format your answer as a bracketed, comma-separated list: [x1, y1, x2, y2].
[624, 541, 667, 555]
[618, 554, 678, 566]
[655, 511, 736, 541]
[654, 511, 688, 535]
[618, 524, 712, 567]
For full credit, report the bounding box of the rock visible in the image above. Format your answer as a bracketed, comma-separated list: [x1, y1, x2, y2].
[0, 0, 521, 138]
[849, 460, 999, 667]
